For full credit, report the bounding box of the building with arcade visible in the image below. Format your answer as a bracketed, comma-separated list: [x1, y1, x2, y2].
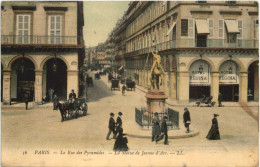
[1, 1, 85, 104]
[113, 1, 258, 103]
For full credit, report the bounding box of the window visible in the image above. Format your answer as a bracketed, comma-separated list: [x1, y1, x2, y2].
[181, 19, 188, 36]
[237, 20, 243, 38]
[226, 0, 236, 5]
[197, 0, 207, 3]
[48, 15, 62, 44]
[254, 20, 258, 40]
[227, 33, 237, 43]
[16, 14, 31, 44]
[209, 19, 214, 38]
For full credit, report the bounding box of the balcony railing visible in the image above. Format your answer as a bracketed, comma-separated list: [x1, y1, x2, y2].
[1, 35, 83, 45]
[126, 39, 258, 56]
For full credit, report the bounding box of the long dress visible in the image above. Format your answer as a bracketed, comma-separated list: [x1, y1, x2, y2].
[206, 118, 220, 140]
[113, 128, 128, 151]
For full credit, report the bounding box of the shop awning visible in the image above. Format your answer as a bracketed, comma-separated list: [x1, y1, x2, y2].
[166, 22, 176, 36]
[195, 19, 210, 34]
[224, 20, 240, 34]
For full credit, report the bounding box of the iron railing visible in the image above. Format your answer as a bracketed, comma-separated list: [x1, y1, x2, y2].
[135, 107, 179, 130]
[1, 35, 83, 45]
[126, 39, 259, 56]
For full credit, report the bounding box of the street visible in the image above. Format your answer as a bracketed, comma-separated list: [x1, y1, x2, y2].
[1, 72, 259, 166]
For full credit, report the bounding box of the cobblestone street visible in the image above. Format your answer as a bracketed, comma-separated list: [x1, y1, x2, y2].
[1, 72, 259, 166]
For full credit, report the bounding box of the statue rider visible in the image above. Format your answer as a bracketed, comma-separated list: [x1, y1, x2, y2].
[150, 50, 164, 89]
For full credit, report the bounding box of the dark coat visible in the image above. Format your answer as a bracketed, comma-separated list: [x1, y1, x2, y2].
[161, 120, 168, 133]
[152, 117, 161, 136]
[113, 127, 128, 151]
[69, 92, 76, 99]
[183, 110, 191, 123]
[108, 117, 115, 130]
[206, 118, 220, 140]
[53, 96, 59, 103]
[116, 116, 122, 127]
[24, 91, 30, 102]
[218, 94, 223, 102]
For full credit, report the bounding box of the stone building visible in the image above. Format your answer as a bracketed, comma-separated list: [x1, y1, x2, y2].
[113, 1, 258, 103]
[1, 1, 85, 104]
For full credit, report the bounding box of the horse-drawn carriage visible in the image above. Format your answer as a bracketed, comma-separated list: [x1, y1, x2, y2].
[111, 79, 120, 91]
[86, 77, 93, 87]
[57, 98, 88, 122]
[195, 96, 215, 107]
[95, 73, 101, 80]
[126, 79, 135, 91]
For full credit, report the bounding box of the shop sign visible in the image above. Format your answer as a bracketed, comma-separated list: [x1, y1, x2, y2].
[219, 61, 239, 84]
[189, 60, 211, 85]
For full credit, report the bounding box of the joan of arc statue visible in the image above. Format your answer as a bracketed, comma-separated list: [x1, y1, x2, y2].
[150, 50, 164, 89]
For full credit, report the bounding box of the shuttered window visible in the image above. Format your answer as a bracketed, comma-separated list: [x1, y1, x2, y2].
[16, 14, 30, 44]
[48, 15, 62, 44]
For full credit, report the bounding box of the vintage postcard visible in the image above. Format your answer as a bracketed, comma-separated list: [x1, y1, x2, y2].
[1, 0, 259, 166]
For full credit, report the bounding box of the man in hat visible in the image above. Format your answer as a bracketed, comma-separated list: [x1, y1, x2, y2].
[183, 107, 191, 133]
[152, 112, 161, 143]
[160, 116, 168, 145]
[114, 112, 123, 138]
[106, 112, 116, 140]
[206, 114, 220, 140]
[53, 94, 59, 110]
[218, 93, 223, 107]
[69, 89, 76, 99]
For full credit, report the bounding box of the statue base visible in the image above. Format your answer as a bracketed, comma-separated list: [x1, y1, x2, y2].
[145, 89, 167, 114]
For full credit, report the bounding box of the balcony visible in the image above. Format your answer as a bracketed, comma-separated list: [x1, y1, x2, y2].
[1, 35, 83, 46]
[125, 39, 258, 56]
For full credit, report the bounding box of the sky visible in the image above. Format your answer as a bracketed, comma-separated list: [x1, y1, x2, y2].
[83, 1, 129, 47]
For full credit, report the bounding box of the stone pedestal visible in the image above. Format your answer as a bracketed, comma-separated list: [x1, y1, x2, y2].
[145, 89, 168, 114]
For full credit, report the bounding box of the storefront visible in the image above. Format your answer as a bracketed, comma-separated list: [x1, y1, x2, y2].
[189, 60, 211, 100]
[248, 61, 259, 101]
[219, 60, 240, 101]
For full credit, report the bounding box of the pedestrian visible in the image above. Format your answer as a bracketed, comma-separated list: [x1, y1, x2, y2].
[24, 89, 29, 110]
[48, 88, 54, 102]
[53, 94, 59, 110]
[218, 93, 223, 107]
[106, 112, 116, 140]
[69, 89, 76, 102]
[113, 127, 129, 152]
[206, 114, 220, 140]
[122, 84, 126, 95]
[152, 112, 161, 143]
[114, 112, 123, 138]
[160, 116, 168, 145]
[183, 107, 191, 133]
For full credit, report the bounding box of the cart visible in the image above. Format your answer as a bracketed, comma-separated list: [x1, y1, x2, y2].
[111, 79, 120, 91]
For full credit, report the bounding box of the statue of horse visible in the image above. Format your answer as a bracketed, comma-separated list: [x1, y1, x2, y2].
[150, 51, 164, 89]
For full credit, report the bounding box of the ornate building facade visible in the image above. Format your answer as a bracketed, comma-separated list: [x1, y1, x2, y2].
[1, 1, 85, 104]
[114, 1, 258, 103]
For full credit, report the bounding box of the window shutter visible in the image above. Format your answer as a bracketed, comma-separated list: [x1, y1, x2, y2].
[209, 19, 214, 38]
[188, 18, 194, 38]
[237, 20, 243, 39]
[218, 19, 224, 47]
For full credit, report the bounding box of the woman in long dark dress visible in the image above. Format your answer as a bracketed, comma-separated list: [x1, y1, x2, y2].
[113, 127, 128, 151]
[206, 114, 220, 140]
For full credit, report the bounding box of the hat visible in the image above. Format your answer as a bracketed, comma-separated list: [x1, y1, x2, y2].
[154, 112, 158, 116]
[118, 112, 123, 116]
[214, 114, 219, 117]
[184, 107, 188, 111]
[110, 112, 114, 116]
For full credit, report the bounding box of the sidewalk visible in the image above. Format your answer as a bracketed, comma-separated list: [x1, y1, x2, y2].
[135, 84, 259, 107]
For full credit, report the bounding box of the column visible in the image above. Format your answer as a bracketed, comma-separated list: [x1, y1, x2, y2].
[144, 69, 147, 88]
[239, 72, 248, 104]
[177, 71, 189, 102]
[2, 71, 11, 105]
[211, 72, 219, 104]
[35, 71, 43, 104]
[42, 70, 47, 99]
[67, 70, 79, 99]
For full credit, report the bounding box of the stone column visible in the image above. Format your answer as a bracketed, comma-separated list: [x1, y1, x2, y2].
[211, 72, 220, 104]
[2, 71, 11, 105]
[67, 70, 79, 99]
[34, 71, 43, 104]
[177, 71, 189, 102]
[239, 72, 248, 104]
[144, 69, 147, 88]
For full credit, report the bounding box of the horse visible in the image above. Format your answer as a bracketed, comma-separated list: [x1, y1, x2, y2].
[56, 102, 70, 122]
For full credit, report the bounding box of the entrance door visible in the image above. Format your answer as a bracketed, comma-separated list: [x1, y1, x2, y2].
[190, 86, 210, 100]
[219, 85, 239, 101]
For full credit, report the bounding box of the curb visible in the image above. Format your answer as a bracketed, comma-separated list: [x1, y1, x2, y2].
[126, 129, 199, 139]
